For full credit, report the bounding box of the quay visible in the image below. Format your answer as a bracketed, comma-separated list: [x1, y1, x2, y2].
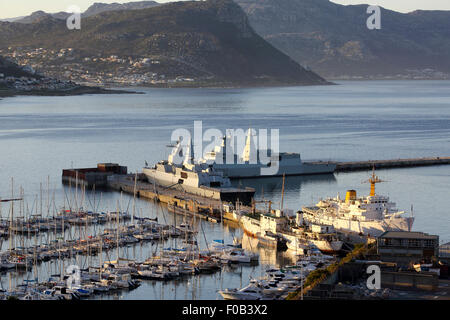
[62, 164, 244, 223]
[334, 156, 450, 172]
[107, 174, 233, 223]
[61, 156, 450, 223]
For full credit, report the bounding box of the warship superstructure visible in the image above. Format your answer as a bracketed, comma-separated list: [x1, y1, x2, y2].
[199, 129, 336, 178]
[143, 139, 255, 205]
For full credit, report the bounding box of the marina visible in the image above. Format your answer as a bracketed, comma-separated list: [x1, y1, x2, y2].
[1, 81, 450, 301]
[0, 148, 438, 300]
[2, 151, 444, 300]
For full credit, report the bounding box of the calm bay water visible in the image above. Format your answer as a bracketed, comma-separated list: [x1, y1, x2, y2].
[0, 80, 449, 299]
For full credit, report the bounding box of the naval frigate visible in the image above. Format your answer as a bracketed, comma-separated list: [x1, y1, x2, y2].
[143, 139, 255, 205]
[199, 129, 336, 178]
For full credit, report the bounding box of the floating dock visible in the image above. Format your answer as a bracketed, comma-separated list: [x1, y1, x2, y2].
[335, 156, 450, 172]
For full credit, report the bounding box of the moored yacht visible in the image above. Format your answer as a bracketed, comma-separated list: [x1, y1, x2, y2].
[219, 279, 264, 300]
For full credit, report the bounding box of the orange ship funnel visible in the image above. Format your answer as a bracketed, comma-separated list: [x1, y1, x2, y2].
[345, 190, 357, 203]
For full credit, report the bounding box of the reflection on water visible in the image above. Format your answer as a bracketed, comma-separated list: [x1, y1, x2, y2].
[1, 81, 449, 299]
[240, 233, 296, 268]
[0, 175, 321, 299]
[232, 173, 337, 197]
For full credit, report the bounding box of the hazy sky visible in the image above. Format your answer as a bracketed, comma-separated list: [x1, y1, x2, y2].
[0, 0, 449, 19]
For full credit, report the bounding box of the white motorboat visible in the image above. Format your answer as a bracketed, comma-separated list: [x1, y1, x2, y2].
[219, 279, 264, 300]
[219, 249, 255, 263]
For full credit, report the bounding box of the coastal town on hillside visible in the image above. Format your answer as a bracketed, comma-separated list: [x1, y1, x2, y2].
[0, 72, 80, 92]
[1, 46, 448, 89]
[0, 47, 198, 87]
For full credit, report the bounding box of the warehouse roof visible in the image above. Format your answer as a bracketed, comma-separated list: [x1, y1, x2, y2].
[378, 231, 438, 240]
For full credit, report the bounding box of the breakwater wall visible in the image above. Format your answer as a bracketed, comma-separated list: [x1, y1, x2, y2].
[335, 156, 450, 172]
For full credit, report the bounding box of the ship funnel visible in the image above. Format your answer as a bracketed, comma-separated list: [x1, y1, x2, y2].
[345, 190, 357, 203]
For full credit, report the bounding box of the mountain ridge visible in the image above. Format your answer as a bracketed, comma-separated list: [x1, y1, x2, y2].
[1, 1, 162, 24]
[235, 0, 450, 79]
[0, 0, 328, 87]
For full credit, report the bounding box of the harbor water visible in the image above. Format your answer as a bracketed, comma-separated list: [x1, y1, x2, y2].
[0, 80, 449, 299]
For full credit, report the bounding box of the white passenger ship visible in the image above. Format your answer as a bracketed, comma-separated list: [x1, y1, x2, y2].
[300, 170, 415, 237]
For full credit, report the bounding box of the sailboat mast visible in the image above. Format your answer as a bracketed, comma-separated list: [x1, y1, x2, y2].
[9, 178, 14, 254]
[132, 172, 137, 226]
[280, 173, 285, 212]
[99, 236, 103, 279]
[47, 175, 50, 216]
[116, 200, 120, 264]
[9, 178, 14, 292]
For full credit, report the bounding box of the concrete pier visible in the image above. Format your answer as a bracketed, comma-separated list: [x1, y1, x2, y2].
[106, 174, 232, 217]
[335, 156, 450, 172]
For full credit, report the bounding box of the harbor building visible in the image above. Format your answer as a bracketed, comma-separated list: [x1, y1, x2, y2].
[62, 163, 128, 188]
[377, 231, 439, 266]
[439, 242, 450, 258]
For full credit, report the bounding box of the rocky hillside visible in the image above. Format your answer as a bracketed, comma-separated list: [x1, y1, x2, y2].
[236, 0, 450, 79]
[4, 1, 161, 24]
[83, 1, 160, 17]
[0, 55, 39, 78]
[0, 0, 328, 86]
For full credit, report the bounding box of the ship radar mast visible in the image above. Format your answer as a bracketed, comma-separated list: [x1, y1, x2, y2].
[363, 166, 385, 196]
[183, 138, 195, 165]
[242, 128, 257, 163]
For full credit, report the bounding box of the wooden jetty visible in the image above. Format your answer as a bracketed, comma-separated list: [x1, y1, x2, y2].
[335, 156, 450, 172]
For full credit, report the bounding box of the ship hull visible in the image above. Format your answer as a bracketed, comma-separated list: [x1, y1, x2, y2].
[213, 162, 336, 178]
[241, 216, 279, 248]
[286, 241, 308, 255]
[242, 229, 278, 248]
[303, 215, 414, 238]
[219, 291, 261, 300]
[143, 168, 254, 205]
[282, 232, 342, 254]
[309, 240, 343, 253]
